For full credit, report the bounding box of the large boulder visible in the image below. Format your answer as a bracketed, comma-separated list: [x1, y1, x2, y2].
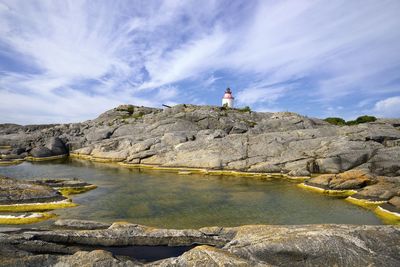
[46, 137, 67, 155]
[29, 137, 67, 157]
[29, 147, 54, 158]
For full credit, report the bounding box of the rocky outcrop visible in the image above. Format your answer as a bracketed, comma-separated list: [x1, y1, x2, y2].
[0, 221, 399, 266]
[1, 104, 399, 176]
[0, 176, 65, 205]
[0, 176, 96, 206]
[301, 170, 400, 217]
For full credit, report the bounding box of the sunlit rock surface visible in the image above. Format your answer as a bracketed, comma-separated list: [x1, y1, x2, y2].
[0, 104, 399, 176]
[1, 104, 399, 220]
[0, 221, 399, 266]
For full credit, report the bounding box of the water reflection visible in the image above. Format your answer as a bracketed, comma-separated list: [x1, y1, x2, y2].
[0, 159, 383, 228]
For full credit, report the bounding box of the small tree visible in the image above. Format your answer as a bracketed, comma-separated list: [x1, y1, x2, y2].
[324, 117, 346, 126]
[355, 115, 377, 124]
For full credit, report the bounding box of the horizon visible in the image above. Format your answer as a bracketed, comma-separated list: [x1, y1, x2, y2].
[1, 0, 400, 124]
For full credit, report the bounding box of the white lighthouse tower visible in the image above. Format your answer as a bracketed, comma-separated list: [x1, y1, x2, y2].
[222, 87, 234, 108]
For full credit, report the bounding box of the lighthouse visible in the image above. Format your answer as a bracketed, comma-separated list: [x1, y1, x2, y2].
[222, 87, 234, 108]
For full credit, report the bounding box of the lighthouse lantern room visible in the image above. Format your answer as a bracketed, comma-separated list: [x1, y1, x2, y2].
[222, 87, 234, 108]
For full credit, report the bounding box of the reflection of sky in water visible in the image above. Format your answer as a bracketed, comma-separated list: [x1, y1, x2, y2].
[0, 159, 383, 228]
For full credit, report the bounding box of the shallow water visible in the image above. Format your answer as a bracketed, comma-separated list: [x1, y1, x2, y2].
[0, 159, 383, 228]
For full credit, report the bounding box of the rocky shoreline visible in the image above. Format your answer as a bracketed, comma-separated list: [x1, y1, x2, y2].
[0, 219, 399, 266]
[1, 104, 400, 265]
[1, 104, 399, 221]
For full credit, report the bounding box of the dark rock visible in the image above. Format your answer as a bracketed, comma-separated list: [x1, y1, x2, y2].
[46, 137, 67, 155]
[30, 147, 53, 157]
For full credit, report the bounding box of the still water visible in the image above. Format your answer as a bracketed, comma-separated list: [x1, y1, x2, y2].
[0, 159, 383, 228]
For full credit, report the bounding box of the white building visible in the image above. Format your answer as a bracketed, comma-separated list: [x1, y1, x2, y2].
[222, 88, 234, 108]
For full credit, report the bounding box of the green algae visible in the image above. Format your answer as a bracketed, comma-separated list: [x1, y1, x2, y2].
[0, 199, 77, 212]
[57, 185, 97, 196]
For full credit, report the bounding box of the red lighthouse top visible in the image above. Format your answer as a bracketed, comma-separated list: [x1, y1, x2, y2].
[223, 88, 234, 99]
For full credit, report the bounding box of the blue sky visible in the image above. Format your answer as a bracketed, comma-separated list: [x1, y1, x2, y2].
[0, 0, 399, 124]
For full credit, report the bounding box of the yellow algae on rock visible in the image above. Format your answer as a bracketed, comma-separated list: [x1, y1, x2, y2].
[0, 199, 77, 212]
[345, 196, 387, 208]
[374, 206, 400, 225]
[0, 212, 55, 224]
[0, 159, 24, 166]
[25, 154, 68, 162]
[57, 185, 97, 196]
[298, 183, 357, 197]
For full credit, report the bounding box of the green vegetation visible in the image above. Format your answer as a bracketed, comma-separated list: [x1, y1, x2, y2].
[323, 117, 346, 126]
[346, 115, 377, 125]
[324, 115, 377, 126]
[237, 106, 251, 112]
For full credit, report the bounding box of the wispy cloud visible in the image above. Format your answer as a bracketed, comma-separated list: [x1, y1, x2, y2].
[373, 96, 400, 118]
[0, 0, 399, 124]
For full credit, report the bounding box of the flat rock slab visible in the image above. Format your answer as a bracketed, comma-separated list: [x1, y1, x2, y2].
[54, 219, 111, 230]
[0, 221, 398, 266]
[0, 176, 65, 205]
[0, 227, 21, 233]
[31, 178, 93, 189]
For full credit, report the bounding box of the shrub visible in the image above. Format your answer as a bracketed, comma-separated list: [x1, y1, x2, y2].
[324, 117, 346, 126]
[355, 115, 377, 124]
[324, 115, 377, 126]
[238, 106, 251, 112]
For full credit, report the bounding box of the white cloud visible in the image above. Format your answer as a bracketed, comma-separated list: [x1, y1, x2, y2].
[237, 84, 288, 106]
[0, 0, 399, 123]
[373, 96, 400, 118]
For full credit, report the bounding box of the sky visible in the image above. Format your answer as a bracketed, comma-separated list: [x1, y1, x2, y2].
[0, 0, 399, 124]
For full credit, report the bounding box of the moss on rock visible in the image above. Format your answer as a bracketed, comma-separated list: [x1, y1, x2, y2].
[0, 212, 55, 224]
[58, 185, 97, 196]
[0, 199, 77, 212]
